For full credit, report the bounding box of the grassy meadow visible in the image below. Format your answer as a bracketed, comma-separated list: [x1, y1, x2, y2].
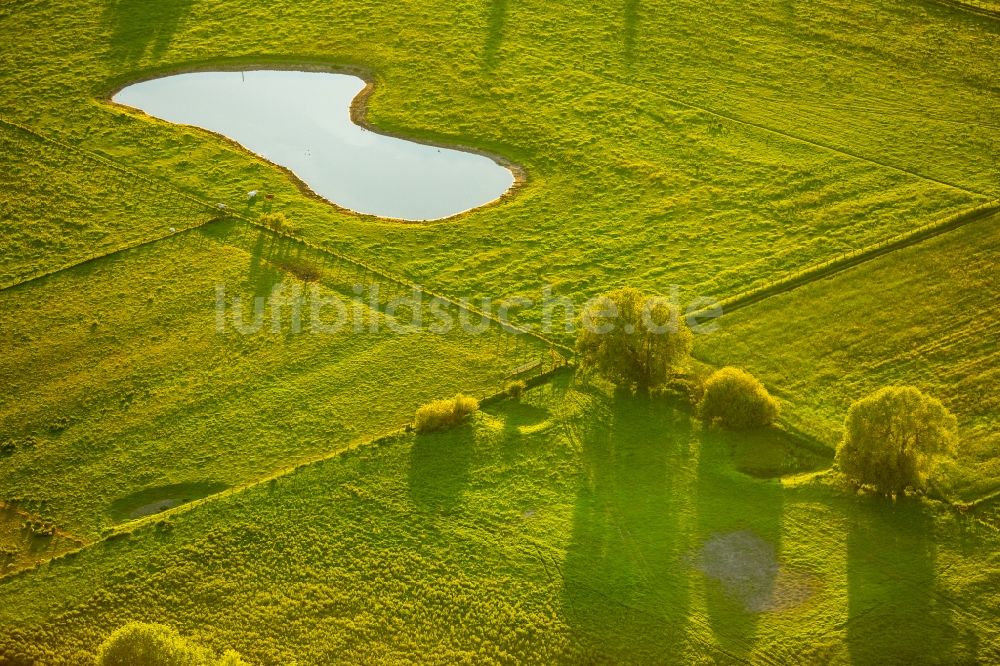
[697, 211, 1000, 500]
[2, 0, 997, 313]
[0, 382, 996, 664]
[0, 0, 998, 663]
[0, 220, 547, 547]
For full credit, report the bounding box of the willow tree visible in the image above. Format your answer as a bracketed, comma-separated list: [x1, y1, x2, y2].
[576, 287, 693, 390]
[837, 386, 958, 496]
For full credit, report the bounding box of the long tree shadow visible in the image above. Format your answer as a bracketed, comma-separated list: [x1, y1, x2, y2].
[695, 426, 785, 659]
[483, 0, 509, 72]
[846, 498, 974, 664]
[624, 0, 641, 67]
[408, 425, 475, 514]
[560, 388, 699, 661]
[105, 0, 194, 64]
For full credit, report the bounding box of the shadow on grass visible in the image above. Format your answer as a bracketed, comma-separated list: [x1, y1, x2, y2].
[108, 480, 228, 522]
[408, 425, 475, 513]
[696, 426, 784, 658]
[846, 498, 976, 664]
[624, 0, 640, 66]
[483, 0, 509, 72]
[105, 0, 194, 64]
[560, 388, 700, 660]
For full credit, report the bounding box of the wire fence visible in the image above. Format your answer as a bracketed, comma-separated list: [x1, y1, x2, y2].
[692, 200, 1000, 319]
[0, 115, 571, 393]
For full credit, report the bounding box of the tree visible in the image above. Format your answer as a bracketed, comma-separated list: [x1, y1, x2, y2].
[96, 622, 247, 666]
[836, 386, 958, 496]
[576, 287, 692, 390]
[699, 367, 779, 429]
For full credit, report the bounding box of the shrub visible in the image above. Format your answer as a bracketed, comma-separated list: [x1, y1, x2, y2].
[258, 212, 297, 235]
[656, 374, 704, 406]
[96, 622, 246, 666]
[836, 386, 958, 496]
[96, 622, 211, 666]
[0, 544, 17, 566]
[414, 394, 480, 434]
[22, 518, 56, 537]
[576, 287, 692, 390]
[506, 380, 528, 399]
[699, 367, 780, 429]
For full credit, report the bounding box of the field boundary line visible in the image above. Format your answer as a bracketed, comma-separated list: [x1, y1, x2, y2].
[0, 115, 214, 210]
[0, 221, 219, 292]
[930, 0, 1000, 20]
[0, 366, 573, 586]
[514, 52, 992, 198]
[225, 214, 576, 356]
[0, 115, 574, 355]
[695, 201, 1000, 318]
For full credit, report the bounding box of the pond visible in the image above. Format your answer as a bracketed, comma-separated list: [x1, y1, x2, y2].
[112, 70, 516, 221]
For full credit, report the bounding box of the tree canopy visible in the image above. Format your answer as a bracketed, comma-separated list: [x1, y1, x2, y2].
[699, 367, 780, 429]
[576, 287, 693, 389]
[97, 622, 246, 666]
[836, 386, 958, 496]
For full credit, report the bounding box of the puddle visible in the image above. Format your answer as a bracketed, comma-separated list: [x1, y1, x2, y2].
[113, 70, 516, 220]
[109, 481, 228, 522]
[698, 530, 813, 612]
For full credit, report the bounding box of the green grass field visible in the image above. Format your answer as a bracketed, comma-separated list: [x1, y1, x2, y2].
[697, 211, 1000, 500]
[0, 220, 549, 546]
[0, 0, 997, 662]
[0, 382, 996, 664]
[3, 0, 997, 311]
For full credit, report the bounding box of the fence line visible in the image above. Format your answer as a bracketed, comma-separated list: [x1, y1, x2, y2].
[222, 213, 577, 357]
[0, 115, 575, 359]
[693, 200, 1000, 319]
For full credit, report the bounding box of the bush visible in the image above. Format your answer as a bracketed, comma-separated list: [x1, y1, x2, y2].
[96, 622, 211, 666]
[576, 287, 693, 390]
[414, 394, 480, 434]
[258, 212, 297, 235]
[0, 544, 17, 567]
[22, 518, 56, 537]
[699, 367, 779, 429]
[96, 622, 247, 666]
[506, 380, 528, 399]
[836, 386, 958, 496]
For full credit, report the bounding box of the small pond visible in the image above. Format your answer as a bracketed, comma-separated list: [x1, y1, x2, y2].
[113, 70, 516, 220]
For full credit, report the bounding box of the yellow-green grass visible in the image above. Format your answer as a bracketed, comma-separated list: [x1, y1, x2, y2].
[0, 503, 85, 577]
[0, 0, 994, 319]
[0, 381, 995, 664]
[696, 212, 1000, 500]
[0, 124, 212, 288]
[0, 223, 543, 541]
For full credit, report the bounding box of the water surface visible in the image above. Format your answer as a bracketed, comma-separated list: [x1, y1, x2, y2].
[113, 70, 515, 220]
